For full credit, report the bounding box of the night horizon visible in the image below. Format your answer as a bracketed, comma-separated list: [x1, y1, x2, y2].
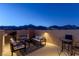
[1, 1, 79, 57]
[0, 3, 79, 26]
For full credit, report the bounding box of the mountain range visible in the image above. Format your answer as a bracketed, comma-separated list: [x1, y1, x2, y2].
[0, 24, 79, 30]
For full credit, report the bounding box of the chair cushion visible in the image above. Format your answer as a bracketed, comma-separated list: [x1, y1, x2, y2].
[10, 38, 17, 46]
[32, 38, 40, 42]
[63, 39, 72, 42]
[14, 45, 25, 50]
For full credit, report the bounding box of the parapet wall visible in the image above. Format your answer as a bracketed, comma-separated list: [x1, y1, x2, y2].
[36, 30, 79, 46]
[0, 30, 5, 56]
[2, 29, 79, 55]
[16, 29, 79, 46]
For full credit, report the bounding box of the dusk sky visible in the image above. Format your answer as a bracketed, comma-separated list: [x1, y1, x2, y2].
[0, 3, 79, 26]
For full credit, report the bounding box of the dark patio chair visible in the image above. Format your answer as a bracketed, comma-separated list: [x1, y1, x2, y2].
[10, 38, 26, 56]
[60, 34, 73, 56]
[32, 36, 46, 46]
[19, 35, 30, 48]
[9, 31, 17, 41]
[72, 42, 79, 56]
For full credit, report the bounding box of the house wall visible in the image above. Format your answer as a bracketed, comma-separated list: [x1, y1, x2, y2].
[16, 30, 27, 39]
[0, 29, 79, 56]
[36, 30, 79, 47]
[3, 29, 79, 48]
[0, 30, 5, 56]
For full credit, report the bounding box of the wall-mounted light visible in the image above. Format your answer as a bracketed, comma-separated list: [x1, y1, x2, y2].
[43, 32, 57, 47]
[43, 32, 49, 38]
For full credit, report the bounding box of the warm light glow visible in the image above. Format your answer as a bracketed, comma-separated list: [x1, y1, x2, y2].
[43, 32, 49, 38]
[3, 33, 8, 46]
[43, 32, 53, 44]
[46, 43, 57, 47]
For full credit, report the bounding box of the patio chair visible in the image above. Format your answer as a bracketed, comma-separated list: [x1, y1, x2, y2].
[60, 34, 73, 56]
[9, 31, 17, 41]
[19, 35, 30, 48]
[32, 35, 46, 46]
[72, 42, 79, 56]
[10, 38, 26, 56]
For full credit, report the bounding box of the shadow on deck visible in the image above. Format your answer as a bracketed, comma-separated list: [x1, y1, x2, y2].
[20, 44, 44, 56]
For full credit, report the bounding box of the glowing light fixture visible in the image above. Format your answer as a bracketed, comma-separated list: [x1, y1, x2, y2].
[43, 32, 58, 47]
[43, 32, 54, 44]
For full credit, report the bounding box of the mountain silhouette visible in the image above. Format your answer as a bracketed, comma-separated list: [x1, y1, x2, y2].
[0, 24, 79, 30]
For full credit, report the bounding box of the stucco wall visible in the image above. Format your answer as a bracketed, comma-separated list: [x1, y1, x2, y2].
[3, 29, 79, 49]
[0, 30, 4, 56]
[36, 30, 79, 46]
[0, 30, 79, 55]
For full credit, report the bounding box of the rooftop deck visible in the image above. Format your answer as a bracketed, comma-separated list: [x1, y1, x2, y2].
[3, 42, 69, 56]
[1, 30, 79, 56]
